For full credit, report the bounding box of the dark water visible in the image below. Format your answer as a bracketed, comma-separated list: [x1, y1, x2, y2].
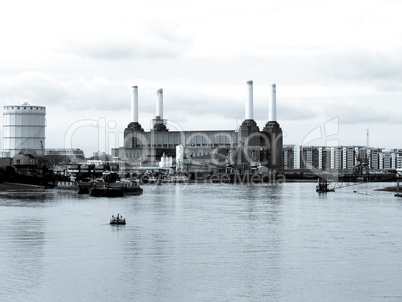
[1, 182, 402, 302]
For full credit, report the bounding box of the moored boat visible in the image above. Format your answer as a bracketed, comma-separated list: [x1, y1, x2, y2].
[89, 182, 124, 197]
[316, 177, 335, 193]
[89, 180, 143, 197]
[119, 180, 143, 195]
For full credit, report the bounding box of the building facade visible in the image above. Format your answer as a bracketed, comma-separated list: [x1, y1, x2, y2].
[113, 81, 284, 172]
[285, 145, 398, 173]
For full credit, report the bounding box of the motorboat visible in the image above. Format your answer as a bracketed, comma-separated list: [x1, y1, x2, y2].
[110, 214, 126, 225]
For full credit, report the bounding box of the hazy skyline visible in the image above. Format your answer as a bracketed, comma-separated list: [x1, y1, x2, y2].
[1, 0, 401, 155]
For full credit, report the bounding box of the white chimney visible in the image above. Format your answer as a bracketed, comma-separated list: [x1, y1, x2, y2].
[131, 86, 138, 123]
[156, 88, 163, 119]
[245, 80, 253, 120]
[269, 83, 276, 122]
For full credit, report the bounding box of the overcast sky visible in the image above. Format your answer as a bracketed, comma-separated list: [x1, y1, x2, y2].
[1, 0, 401, 156]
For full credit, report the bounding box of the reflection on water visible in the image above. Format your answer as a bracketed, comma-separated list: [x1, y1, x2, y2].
[0, 189, 54, 202]
[1, 183, 402, 301]
[0, 216, 45, 300]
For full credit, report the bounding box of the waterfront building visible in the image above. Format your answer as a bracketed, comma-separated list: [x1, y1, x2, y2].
[396, 149, 402, 169]
[113, 81, 284, 172]
[293, 145, 300, 170]
[2, 103, 46, 157]
[383, 151, 392, 169]
[45, 148, 85, 158]
[283, 145, 397, 174]
[283, 145, 294, 170]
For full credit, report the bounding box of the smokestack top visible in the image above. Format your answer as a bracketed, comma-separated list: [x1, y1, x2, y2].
[131, 85, 139, 123]
[245, 80, 253, 120]
[268, 83, 277, 122]
[156, 88, 163, 119]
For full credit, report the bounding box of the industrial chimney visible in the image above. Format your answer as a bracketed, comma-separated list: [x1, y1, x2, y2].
[268, 83, 276, 122]
[262, 82, 283, 171]
[153, 88, 167, 131]
[156, 88, 163, 119]
[131, 86, 138, 123]
[245, 80, 253, 120]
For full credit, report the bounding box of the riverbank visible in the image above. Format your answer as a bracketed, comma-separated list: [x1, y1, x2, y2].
[0, 182, 43, 191]
[375, 185, 402, 193]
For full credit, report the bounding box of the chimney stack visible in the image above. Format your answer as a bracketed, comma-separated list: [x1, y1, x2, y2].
[269, 83, 276, 122]
[245, 80, 253, 120]
[156, 88, 163, 119]
[131, 86, 138, 123]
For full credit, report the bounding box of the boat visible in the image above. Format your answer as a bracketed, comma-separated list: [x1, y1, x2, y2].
[316, 178, 335, 193]
[110, 214, 126, 225]
[89, 180, 143, 197]
[78, 178, 99, 194]
[395, 193, 402, 197]
[120, 180, 144, 195]
[354, 190, 371, 195]
[89, 182, 124, 197]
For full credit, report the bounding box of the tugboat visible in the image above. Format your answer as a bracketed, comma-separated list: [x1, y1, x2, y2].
[316, 177, 335, 193]
[110, 214, 126, 225]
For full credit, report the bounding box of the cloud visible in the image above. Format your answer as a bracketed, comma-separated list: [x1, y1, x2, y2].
[61, 22, 193, 61]
[316, 50, 402, 90]
[0, 71, 67, 106]
[322, 98, 401, 124]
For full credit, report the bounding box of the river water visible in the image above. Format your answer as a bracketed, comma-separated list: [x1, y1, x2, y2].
[1, 182, 402, 302]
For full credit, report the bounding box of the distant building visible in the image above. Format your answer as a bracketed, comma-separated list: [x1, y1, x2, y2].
[2, 103, 46, 157]
[44, 148, 85, 163]
[284, 145, 397, 173]
[45, 148, 85, 157]
[113, 82, 284, 172]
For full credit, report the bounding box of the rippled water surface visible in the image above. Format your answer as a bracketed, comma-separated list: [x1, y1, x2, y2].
[1, 182, 402, 301]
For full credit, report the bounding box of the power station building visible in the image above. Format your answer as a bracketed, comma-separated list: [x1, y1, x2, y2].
[2, 103, 46, 157]
[112, 81, 283, 172]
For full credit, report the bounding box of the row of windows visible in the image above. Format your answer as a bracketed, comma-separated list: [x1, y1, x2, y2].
[133, 143, 233, 148]
[4, 106, 45, 110]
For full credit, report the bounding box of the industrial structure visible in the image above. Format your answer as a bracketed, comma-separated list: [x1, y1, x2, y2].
[2, 103, 46, 157]
[112, 81, 284, 172]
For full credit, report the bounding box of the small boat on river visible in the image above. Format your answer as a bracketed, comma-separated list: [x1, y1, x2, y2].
[110, 214, 126, 225]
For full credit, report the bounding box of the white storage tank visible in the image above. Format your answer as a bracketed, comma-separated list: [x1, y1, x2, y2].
[3, 102, 46, 157]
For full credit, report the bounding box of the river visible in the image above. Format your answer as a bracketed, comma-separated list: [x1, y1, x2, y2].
[1, 182, 401, 301]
